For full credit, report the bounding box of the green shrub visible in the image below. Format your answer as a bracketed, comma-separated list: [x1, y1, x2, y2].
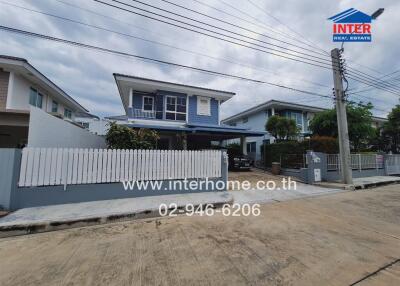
[226, 143, 242, 156]
[264, 136, 338, 166]
[106, 122, 159, 149]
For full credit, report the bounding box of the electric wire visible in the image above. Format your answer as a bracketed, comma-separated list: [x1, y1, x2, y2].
[0, 25, 335, 100]
[0, 0, 330, 90]
[94, 0, 335, 68]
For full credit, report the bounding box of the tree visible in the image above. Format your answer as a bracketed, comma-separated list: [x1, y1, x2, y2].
[382, 105, 400, 153]
[309, 102, 376, 152]
[106, 122, 159, 149]
[265, 115, 299, 141]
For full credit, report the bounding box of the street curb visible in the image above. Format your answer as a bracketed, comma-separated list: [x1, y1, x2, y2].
[0, 200, 232, 239]
[353, 179, 400, 190]
[314, 179, 400, 191]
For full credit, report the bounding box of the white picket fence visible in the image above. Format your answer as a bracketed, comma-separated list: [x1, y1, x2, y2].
[18, 148, 222, 187]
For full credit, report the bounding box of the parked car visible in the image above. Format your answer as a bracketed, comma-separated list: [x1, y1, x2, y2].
[211, 144, 252, 171]
[229, 154, 251, 171]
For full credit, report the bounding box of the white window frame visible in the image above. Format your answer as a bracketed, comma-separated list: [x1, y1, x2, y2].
[290, 112, 303, 130]
[29, 88, 43, 109]
[142, 96, 154, 111]
[64, 108, 72, 119]
[197, 96, 211, 116]
[51, 100, 58, 113]
[165, 95, 187, 121]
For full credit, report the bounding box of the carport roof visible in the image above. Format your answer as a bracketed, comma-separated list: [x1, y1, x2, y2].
[123, 122, 266, 137]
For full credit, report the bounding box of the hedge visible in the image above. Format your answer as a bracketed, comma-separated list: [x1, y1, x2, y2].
[264, 136, 338, 167]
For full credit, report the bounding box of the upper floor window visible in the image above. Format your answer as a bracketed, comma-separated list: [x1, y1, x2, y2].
[64, 108, 72, 119]
[197, 96, 211, 116]
[29, 88, 43, 108]
[51, 100, 58, 113]
[290, 112, 303, 129]
[243, 117, 248, 123]
[143, 96, 154, 111]
[165, 96, 186, 121]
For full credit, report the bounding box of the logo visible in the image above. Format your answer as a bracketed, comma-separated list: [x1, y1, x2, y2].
[328, 8, 372, 42]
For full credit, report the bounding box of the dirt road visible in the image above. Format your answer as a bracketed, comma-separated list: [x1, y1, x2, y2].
[1, 185, 400, 285]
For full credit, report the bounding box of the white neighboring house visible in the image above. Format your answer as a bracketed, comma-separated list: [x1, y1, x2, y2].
[221, 100, 387, 162]
[0, 55, 88, 147]
[75, 112, 111, 136]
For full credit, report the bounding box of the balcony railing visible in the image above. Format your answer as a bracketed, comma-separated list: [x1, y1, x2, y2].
[131, 109, 163, 119]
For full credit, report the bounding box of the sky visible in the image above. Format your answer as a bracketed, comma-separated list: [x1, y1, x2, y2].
[0, 0, 399, 119]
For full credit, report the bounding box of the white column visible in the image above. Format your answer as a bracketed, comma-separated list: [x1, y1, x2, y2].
[271, 108, 275, 116]
[128, 88, 133, 108]
[182, 133, 187, 150]
[240, 136, 247, 155]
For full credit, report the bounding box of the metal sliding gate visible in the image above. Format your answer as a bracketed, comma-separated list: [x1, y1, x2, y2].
[385, 155, 400, 175]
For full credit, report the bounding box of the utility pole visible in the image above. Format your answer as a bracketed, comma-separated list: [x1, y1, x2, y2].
[331, 48, 353, 184]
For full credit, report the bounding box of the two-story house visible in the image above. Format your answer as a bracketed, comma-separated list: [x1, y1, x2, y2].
[221, 100, 387, 162]
[0, 55, 88, 147]
[112, 74, 265, 150]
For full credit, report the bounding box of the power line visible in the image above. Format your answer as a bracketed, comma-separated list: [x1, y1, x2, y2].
[158, 0, 327, 57]
[345, 73, 400, 95]
[348, 69, 400, 95]
[345, 65, 400, 91]
[5, 1, 395, 102]
[127, 0, 332, 60]
[345, 73, 400, 97]
[345, 68, 400, 93]
[92, 0, 336, 71]
[190, 0, 324, 53]
[1, 0, 330, 90]
[61, 0, 392, 91]
[214, 0, 394, 86]
[346, 72, 400, 94]
[98, 1, 400, 92]
[216, 0, 329, 56]
[0, 25, 334, 100]
[245, 0, 328, 55]
[8, 0, 394, 98]
[54, 0, 170, 40]
[96, 0, 334, 66]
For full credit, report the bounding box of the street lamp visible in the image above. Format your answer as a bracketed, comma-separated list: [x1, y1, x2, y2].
[371, 8, 384, 20]
[341, 8, 384, 50]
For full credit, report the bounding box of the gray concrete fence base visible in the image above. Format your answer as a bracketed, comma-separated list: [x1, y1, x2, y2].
[0, 149, 229, 211]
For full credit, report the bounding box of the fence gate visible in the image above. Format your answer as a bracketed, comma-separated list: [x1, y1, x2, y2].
[386, 155, 400, 175]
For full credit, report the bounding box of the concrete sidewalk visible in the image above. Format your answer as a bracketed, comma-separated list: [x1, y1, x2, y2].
[315, 175, 400, 190]
[0, 183, 343, 237]
[0, 192, 233, 237]
[231, 183, 344, 204]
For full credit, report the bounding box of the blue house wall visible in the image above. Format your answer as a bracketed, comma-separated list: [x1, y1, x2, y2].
[188, 96, 219, 125]
[127, 92, 220, 125]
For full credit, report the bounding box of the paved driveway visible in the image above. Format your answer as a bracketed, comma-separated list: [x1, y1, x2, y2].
[228, 168, 287, 190]
[0, 185, 399, 285]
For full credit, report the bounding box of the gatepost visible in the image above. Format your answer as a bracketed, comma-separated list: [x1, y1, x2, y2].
[306, 151, 327, 184]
